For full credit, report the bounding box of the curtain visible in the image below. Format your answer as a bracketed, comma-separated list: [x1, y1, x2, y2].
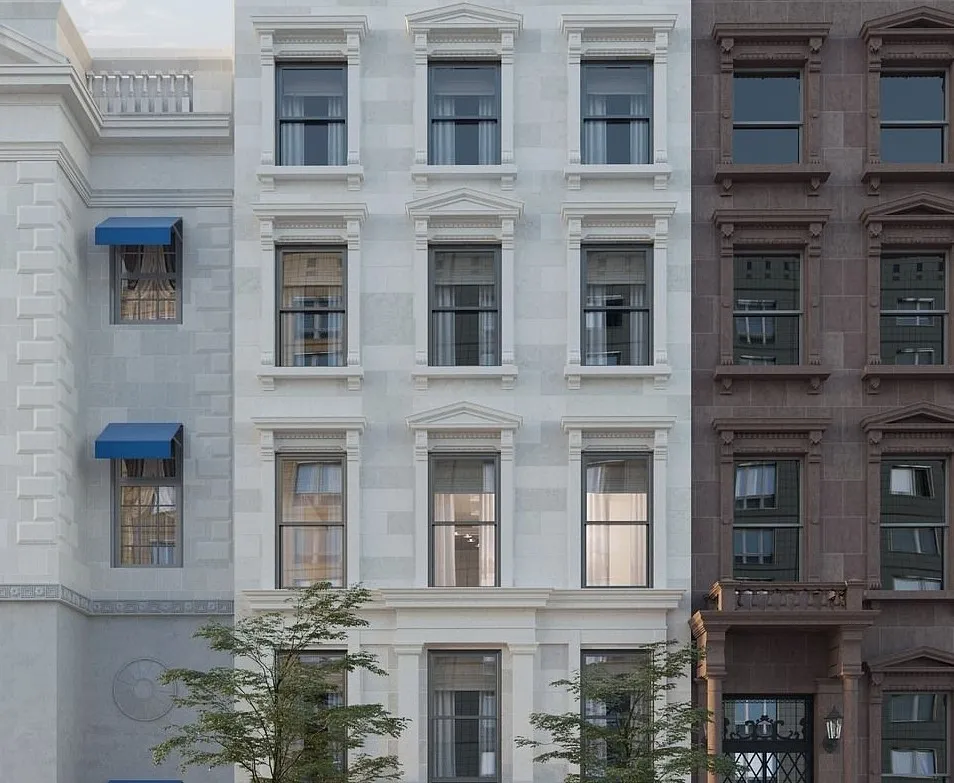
[434, 282, 457, 366]
[121, 245, 176, 320]
[435, 690, 457, 778]
[326, 94, 346, 165]
[584, 252, 648, 366]
[280, 93, 306, 165]
[583, 66, 651, 164]
[431, 97, 457, 165]
[583, 95, 608, 164]
[433, 252, 497, 366]
[735, 464, 776, 501]
[479, 461, 495, 586]
[477, 95, 497, 165]
[585, 461, 649, 586]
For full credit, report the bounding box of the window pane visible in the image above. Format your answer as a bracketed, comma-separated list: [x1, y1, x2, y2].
[883, 693, 948, 783]
[732, 526, 798, 581]
[880, 256, 945, 310]
[117, 457, 179, 567]
[432, 249, 499, 367]
[881, 74, 945, 123]
[279, 67, 346, 118]
[733, 256, 800, 363]
[280, 525, 344, 587]
[585, 524, 649, 587]
[279, 250, 345, 367]
[432, 525, 496, 587]
[881, 127, 945, 164]
[733, 73, 801, 123]
[583, 248, 650, 367]
[734, 461, 798, 518]
[281, 250, 344, 308]
[117, 245, 178, 322]
[280, 460, 344, 523]
[582, 63, 651, 118]
[429, 64, 500, 166]
[732, 127, 800, 164]
[586, 458, 649, 522]
[432, 459, 497, 523]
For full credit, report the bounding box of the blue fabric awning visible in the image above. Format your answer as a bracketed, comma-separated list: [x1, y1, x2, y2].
[94, 423, 183, 460]
[94, 217, 182, 246]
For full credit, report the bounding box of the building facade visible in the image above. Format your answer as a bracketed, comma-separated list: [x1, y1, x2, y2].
[691, 2, 954, 782]
[234, 1, 692, 783]
[0, 2, 233, 781]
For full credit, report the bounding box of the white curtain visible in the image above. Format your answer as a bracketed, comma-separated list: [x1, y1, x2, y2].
[325, 95, 346, 164]
[435, 691, 457, 778]
[433, 461, 496, 586]
[583, 95, 608, 164]
[585, 462, 648, 586]
[477, 95, 498, 165]
[431, 97, 457, 165]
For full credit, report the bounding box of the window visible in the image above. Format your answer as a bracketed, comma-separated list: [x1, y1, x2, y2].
[584, 455, 650, 587]
[880, 73, 947, 164]
[732, 71, 801, 164]
[113, 243, 180, 323]
[277, 65, 347, 166]
[733, 256, 801, 365]
[883, 692, 948, 782]
[582, 247, 651, 367]
[278, 248, 346, 368]
[290, 651, 347, 774]
[881, 458, 946, 591]
[429, 651, 500, 783]
[278, 457, 345, 588]
[430, 457, 498, 587]
[428, 63, 500, 166]
[430, 247, 500, 367]
[724, 697, 812, 783]
[114, 453, 182, 567]
[880, 255, 946, 365]
[733, 460, 799, 581]
[581, 62, 651, 165]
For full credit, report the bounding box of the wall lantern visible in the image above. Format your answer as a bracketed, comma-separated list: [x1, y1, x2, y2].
[822, 707, 843, 753]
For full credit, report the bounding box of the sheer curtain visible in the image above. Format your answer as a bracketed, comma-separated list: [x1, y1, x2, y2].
[431, 96, 457, 165]
[280, 92, 305, 165]
[585, 461, 649, 586]
[477, 94, 498, 165]
[121, 246, 176, 320]
[478, 461, 496, 586]
[430, 66, 499, 165]
[433, 252, 498, 366]
[584, 251, 648, 366]
[280, 76, 346, 165]
[583, 65, 651, 164]
[433, 461, 496, 587]
[325, 93, 346, 165]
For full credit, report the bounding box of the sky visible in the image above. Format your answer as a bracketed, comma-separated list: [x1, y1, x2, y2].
[62, 0, 232, 51]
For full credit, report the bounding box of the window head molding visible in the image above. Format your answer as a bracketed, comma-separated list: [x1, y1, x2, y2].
[712, 209, 831, 393]
[861, 193, 954, 390]
[561, 201, 675, 389]
[561, 14, 676, 190]
[252, 417, 367, 461]
[712, 22, 831, 195]
[252, 202, 368, 390]
[861, 7, 954, 193]
[406, 188, 523, 389]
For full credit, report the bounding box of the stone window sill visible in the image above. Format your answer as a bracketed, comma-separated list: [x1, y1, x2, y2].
[410, 163, 518, 191]
[862, 162, 954, 194]
[714, 163, 831, 195]
[564, 162, 671, 191]
[257, 365, 364, 391]
[863, 364, 954, 393]
[565, 364, 671, 390]
[257, 164, 364, 192]
[412, 364, 518, 391]
[714, 364, 831, 394]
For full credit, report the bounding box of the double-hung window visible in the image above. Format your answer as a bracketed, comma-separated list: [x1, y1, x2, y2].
[733, 460, 800, 581]
[114, 243, 180, 323]
[581, 651, 647, 778]
[732, 71, 802, 164]
[880, 72, 948, 164]
[278, 248, 346, 368]
[428, 63, 501, 165]
[880, 255, 946, 365]
[581, 62, 652, 164]
[430, 456, 498, 587]
[883, 692, 949, 782]
[733, 255, 801, 365]
[429, 651, 500, 783]
[881, 458, 945, 591]
[290, 651, 347, 774]
[278, 457, 345, 588]
[582, 246, 652, 367]
[277, 65, 347, 166]
[114, 452, 182, 567]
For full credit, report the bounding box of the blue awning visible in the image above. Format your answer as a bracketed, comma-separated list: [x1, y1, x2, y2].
[94, 217, 182, 246]
[94, 423, 183, 460]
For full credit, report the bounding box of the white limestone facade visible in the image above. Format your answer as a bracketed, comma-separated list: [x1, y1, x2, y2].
[0, 2, 233, 781]
[234, 3, 692, 783]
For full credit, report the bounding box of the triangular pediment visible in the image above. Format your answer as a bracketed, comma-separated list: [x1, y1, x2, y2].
[0, 24, 68, 66]
[406, 401, 522, 431]
[861, 193, 954, 223]
[867, 646, 954, 675]
[862, 6, 954, 37]
[406, 3, 522, 34]
[406, 187, 524, 220]
[861, 402, 954, 432]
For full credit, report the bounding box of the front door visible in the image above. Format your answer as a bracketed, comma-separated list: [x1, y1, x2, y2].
[722, 696, 813, 783]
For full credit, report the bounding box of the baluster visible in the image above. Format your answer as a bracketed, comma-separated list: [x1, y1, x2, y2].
[111, 73, 121, 113]
[183, 73, 193, 113]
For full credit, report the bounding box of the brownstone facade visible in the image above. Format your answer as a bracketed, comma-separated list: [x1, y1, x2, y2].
[691, 3, 954, 782]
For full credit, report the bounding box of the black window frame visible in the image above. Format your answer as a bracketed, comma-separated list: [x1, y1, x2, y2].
[732, 254, 803, 366]
[427, 61, 502, 166]
[880, 70, 948, 165]
[276, 63, 348, 167]
[580, 60, 654, 165]
[111, 234, 183, 325]
[881, 691, 950, 782]
[879, 252, 948, 366]
[732, 68, 803, 165]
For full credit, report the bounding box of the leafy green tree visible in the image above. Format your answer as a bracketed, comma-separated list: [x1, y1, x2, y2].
[152, 583, 407, 783]
[517, 641, 735, 783]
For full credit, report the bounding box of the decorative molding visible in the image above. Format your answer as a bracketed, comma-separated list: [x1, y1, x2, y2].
[113, 659, 177, 722]
[0, 584, 233, 615]
[406, 401, 521, 432]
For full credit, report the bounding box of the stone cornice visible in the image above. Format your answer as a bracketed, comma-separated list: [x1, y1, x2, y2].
[0, 584, 233, 616]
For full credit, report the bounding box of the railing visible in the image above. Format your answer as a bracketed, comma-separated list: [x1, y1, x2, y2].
[706, 580, 867, 613]
[85, 72, 194, 114]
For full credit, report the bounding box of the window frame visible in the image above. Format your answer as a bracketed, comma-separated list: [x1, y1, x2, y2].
[284, 649, 349, 772]
[428, 453, 501, 588]
[730, 68, 803, 166]
[579, 60, 654, 166]
[112, 444, 184, 568]
[275, 63, 348, 167]
[731, 253, 804, 366]
[881, 691, 950, 780]
[879, 70, 948, 165]
[427, 61, 502, 167]
[877, 252, 948, 367]
[111, 234, 183, 325]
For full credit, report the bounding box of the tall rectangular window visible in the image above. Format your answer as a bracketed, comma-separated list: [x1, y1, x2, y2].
[880, 255, 946, 365]
[582, 246, 652, 367]
[880, 73, 947, 164]
[278, 248, 346, 368]
[429, 652, 500, 783]
[278, 457, 345, 588]
[733, 255, 801, 365]
[113, 244, 180, 323]
[882, 692, 948, 782]
[429, 63, 500, 165]
[881, 458, 946, 591]
[114, 453, 182, 567]
[430, 247, 500, 367]
[581, 62, 652, 165]
[584, 455, 650, 587]
[431, 457, 498, 587]
[293, 651, 347, 772]
[733, 460, 800, 581]
[732, 71, 801, 164]
[277, 65, 347, 166]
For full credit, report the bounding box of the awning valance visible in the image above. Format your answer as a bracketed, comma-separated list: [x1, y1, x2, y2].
[94, 217, 182, 246]
[94, 423, 183, 460]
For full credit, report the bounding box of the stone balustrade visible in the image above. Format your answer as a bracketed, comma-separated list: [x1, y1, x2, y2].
[85, 71, 194, 114]
[706, 580, 867, 612]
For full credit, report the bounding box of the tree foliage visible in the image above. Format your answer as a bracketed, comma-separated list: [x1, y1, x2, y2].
[517, 641, 735, 783]
[152, 583, 407, 783]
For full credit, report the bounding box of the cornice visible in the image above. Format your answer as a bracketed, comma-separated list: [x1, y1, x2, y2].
[711, 22, 831, 42]
[0, 583, 233, 616]
[251, 416, 368, 434]
[560, 14, 676, 36]
[562, 201, 676, 222]
[252, 202, 369, 222]
[561, 415, 675, 433]
[251, 15, 369, 37]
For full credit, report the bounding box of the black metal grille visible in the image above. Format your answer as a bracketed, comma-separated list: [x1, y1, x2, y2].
[723, 696, 813, 783]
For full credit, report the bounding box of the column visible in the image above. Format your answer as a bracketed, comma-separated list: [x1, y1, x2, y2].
[346, 33, 362, 167]
[346, 219, 362, 370]
[652, 429, 669, 588]
[566, 428, 582, 589]
[346, 430, 361, 584]
[259, 430, 277, 588]
[842, 673, 860, 783]
[413, 34, 428, 165]
[652, 217, 669, 369]
[395, 645, 424, 783]
[259, 31, 275, 166]
[510, 645, 537, 783]
[500, 218, 515, 368]
[653, 31, 669, 166]
[500, 32, 515, 165]
[499, 430, 515, 587]
[705, 674, 725, 783]
[566, 31, 582, 165]
[565, 218, 582, 370]
[259, 219, 275, 368]
[413, 431, 429, 587]
[413, 219, 429, 369]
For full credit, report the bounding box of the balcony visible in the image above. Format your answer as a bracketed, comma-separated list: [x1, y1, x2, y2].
[86, 71, 194, 114]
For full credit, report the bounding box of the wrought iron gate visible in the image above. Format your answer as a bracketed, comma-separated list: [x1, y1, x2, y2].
[722, 696, 813, 783]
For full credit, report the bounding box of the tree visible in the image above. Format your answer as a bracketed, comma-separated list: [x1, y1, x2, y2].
[516, 641, 736, 783]
[152, 583, 407, 783]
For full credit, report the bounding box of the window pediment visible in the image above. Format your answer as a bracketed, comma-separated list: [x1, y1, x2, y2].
[862, 6, 954, 40]
[406, 401, 522, 432]
[0, 24, 68, 66]
[861, 402, 954, 434]
[862, 193, 954, 226]
[405, 3, 522, 37]
[406, 187, 523, 222]
[866, 646, 954, 675]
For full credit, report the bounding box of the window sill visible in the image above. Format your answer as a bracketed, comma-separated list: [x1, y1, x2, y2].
[257, 365, 364, 391]
[865, 589, 954, 603]
[564, 364, 671, 390]
[412, 364, 518, 391]
[564, 163, 672, 191]
[862, 162, 954, 195]
[410, 163, 518, 192]
[863, 364, 954, 394]
[257, 164, 364, 192]
[714, 364, 831, 395]
[714, 163, 831, 195]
